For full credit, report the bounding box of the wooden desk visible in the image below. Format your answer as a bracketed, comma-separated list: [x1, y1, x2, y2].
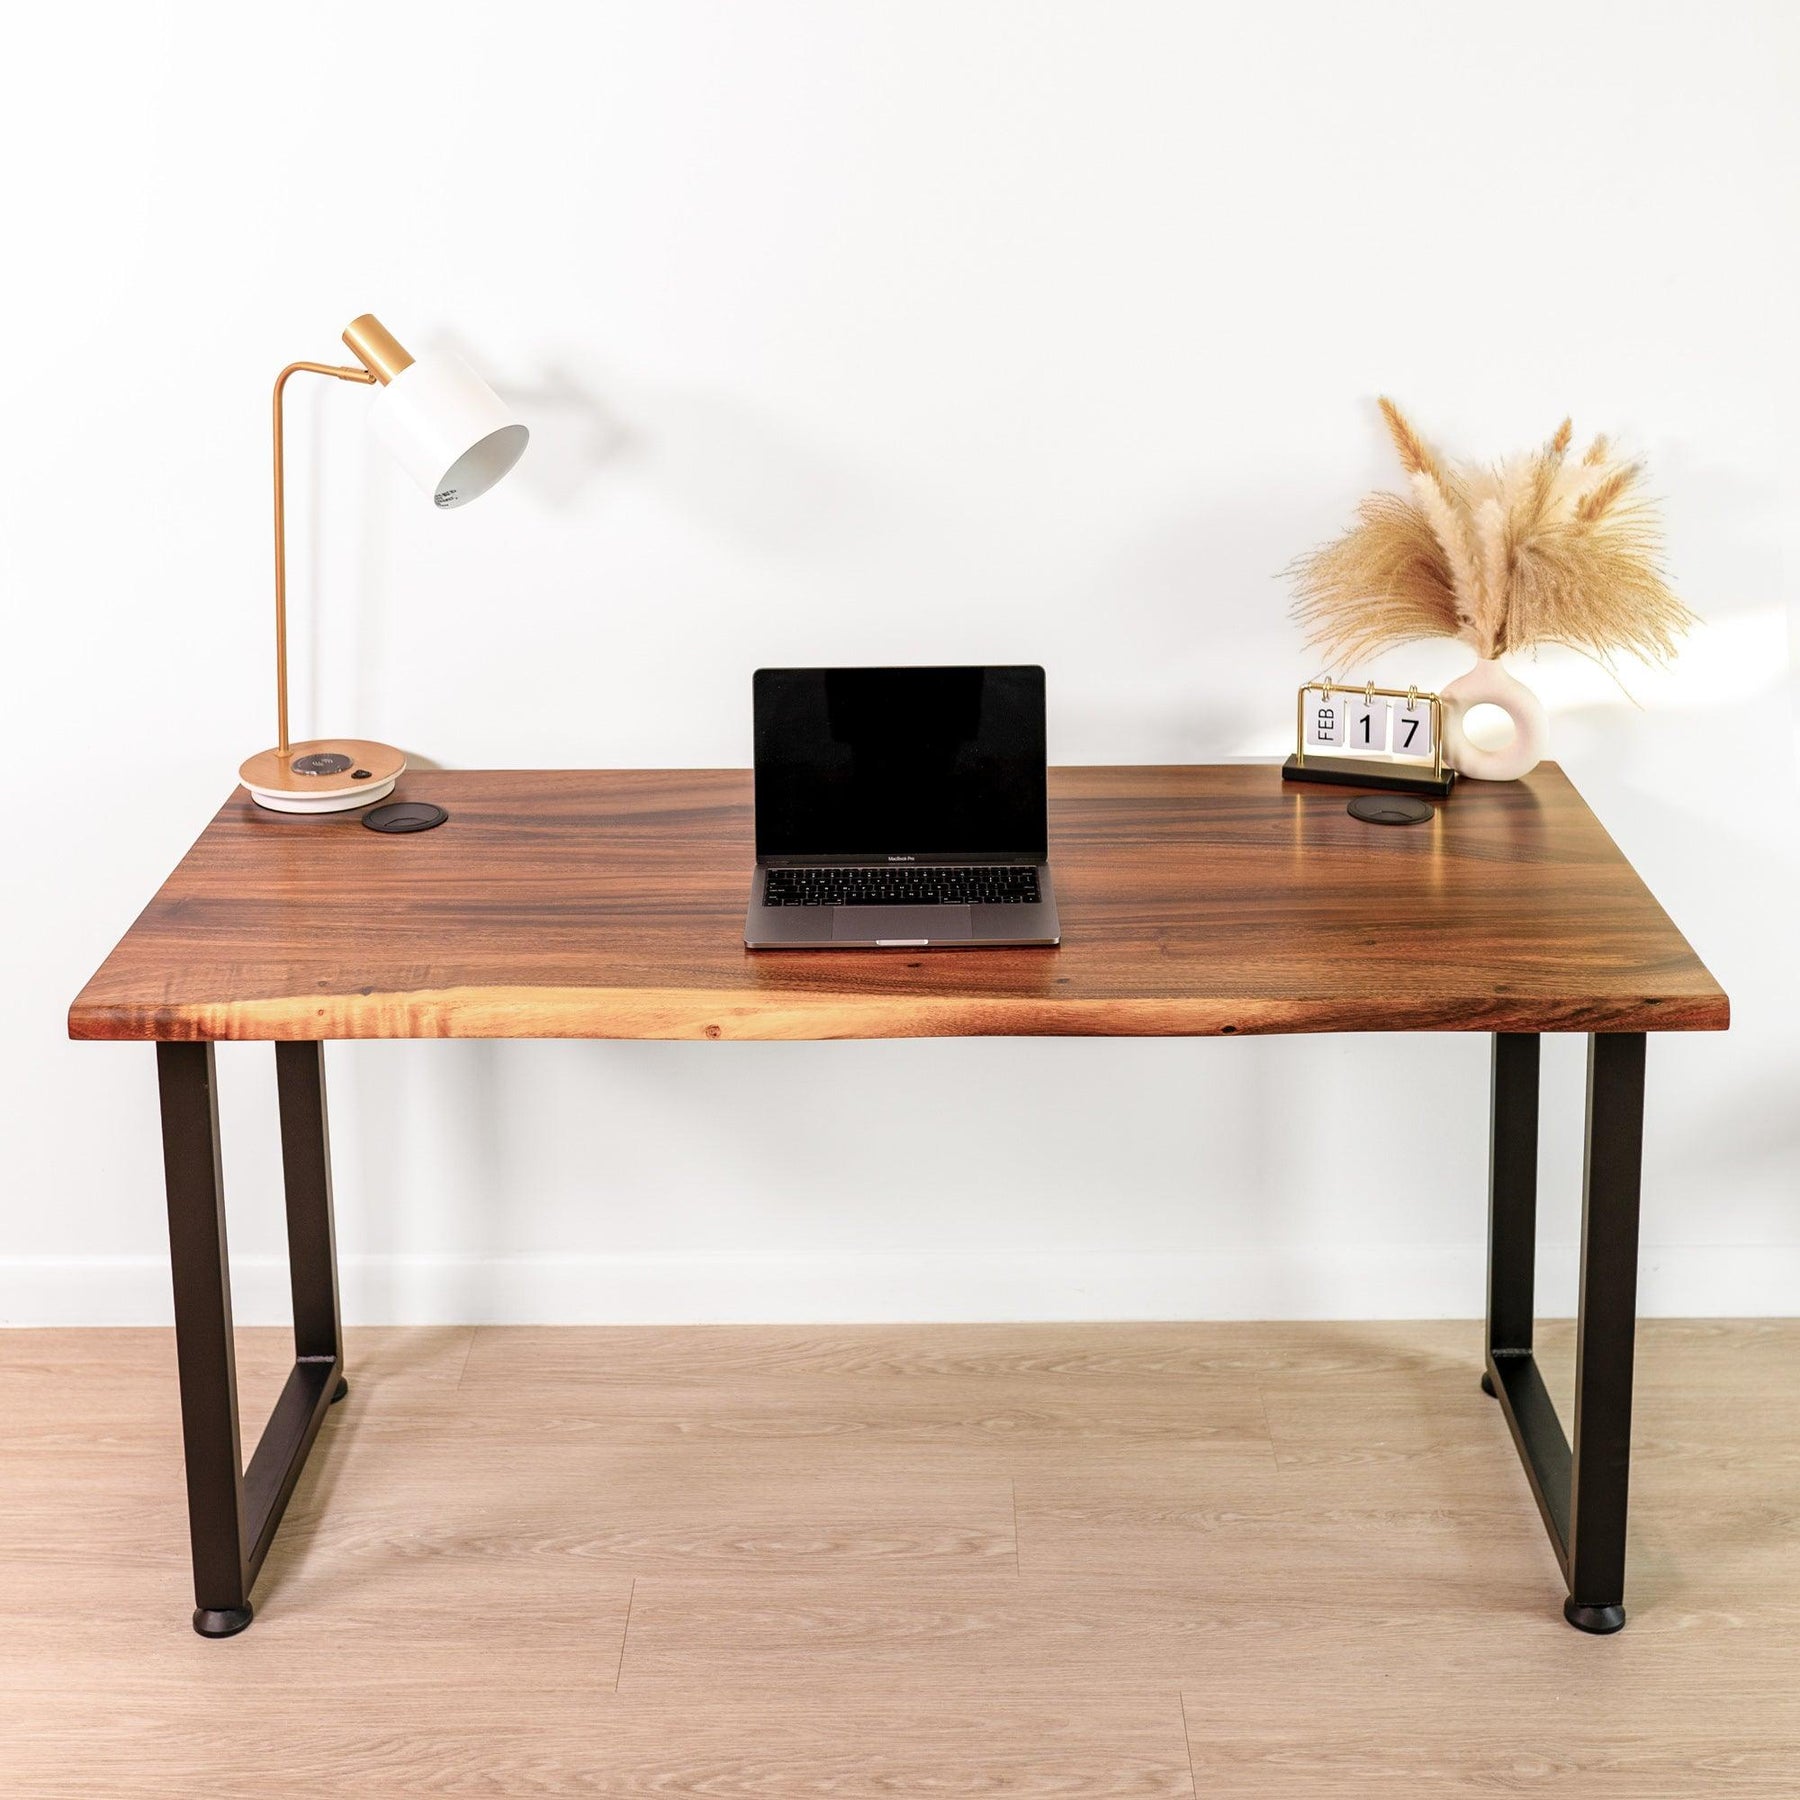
[70, 765, 1727, 1638]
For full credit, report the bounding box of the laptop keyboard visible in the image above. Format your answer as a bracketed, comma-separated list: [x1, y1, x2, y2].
[763, 866, 1041, 907]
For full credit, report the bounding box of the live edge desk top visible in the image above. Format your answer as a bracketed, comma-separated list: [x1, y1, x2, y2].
[70, 764, 1726, 1044]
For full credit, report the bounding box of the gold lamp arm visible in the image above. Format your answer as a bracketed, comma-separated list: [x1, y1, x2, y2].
[270, 361, 377, 759]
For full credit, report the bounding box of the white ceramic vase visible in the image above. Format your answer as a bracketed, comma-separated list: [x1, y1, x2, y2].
[1439, 656, 1548, 781]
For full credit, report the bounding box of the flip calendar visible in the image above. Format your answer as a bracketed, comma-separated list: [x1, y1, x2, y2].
[1282, 680, 1454, 798]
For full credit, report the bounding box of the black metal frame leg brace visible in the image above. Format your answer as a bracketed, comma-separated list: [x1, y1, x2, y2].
[157, 1041, 348, 1638]
[1484, 1031, 1646, 1633]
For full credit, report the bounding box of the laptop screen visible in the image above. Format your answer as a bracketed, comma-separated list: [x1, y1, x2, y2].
[754, 666, 1047, 861]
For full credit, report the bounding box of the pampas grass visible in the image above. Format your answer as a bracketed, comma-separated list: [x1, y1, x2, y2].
[1290, 401, 1696, 672]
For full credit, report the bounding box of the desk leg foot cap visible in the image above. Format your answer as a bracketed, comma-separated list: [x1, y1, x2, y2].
[1480, 1370, 1497, 1397]
[1563, 1599, 1625, 1635]
[193, 1605, 253, 1639]
[331, 1377, 349, 1404]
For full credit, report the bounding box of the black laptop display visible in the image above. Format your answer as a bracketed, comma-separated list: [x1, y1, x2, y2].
[754, 666, 1046, 862]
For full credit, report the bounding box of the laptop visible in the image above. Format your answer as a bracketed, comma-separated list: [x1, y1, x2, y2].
[745, 665, 1061, 950]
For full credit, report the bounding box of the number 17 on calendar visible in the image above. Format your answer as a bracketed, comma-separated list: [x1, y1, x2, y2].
[1345, 688, 1433, 759]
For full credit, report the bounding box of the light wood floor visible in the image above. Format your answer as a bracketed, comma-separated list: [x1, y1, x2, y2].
[2, 1320, 1797, 1796]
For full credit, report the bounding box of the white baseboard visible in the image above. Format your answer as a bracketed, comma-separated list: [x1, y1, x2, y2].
[0, 1244, 1795, 1327]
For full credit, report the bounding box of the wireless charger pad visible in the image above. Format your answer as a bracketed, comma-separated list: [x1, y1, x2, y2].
[362, 802, 447, 834]
[1346, 794, 1434, 826]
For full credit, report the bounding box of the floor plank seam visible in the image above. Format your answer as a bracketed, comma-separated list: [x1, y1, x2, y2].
[1011, 1477, 1021, 1577]
[614, 1577, 636, 1693]
[1179, 1691, 1198, 1798]
[1256, 1388, 1281, 1471]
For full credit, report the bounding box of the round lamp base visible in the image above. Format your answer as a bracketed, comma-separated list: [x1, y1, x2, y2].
[239, 740, 406, 814]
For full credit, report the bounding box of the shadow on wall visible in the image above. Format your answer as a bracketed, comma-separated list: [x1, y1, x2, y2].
[330, 1031, 1494, 1321]
[345, 1039, 512, 1321]
[435, 332, 914, 562]
[435, 331, 637, 512]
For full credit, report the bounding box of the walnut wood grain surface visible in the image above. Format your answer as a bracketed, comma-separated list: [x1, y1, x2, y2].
[67, 764, 1726, 1042]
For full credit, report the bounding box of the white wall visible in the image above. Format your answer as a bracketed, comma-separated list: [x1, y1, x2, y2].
[2, 1, 1796, 1326]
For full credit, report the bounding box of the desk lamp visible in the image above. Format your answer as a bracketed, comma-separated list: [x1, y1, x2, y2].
[238, 314, 528, 812]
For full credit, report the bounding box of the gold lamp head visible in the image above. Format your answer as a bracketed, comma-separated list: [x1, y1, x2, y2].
[342, 313, 415, 384]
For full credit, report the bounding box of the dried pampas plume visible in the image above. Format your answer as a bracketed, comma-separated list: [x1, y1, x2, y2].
[1289, 401, 1696, 671]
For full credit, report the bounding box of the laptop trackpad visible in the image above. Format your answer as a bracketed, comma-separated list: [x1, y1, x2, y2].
[833, 905, 973, 943]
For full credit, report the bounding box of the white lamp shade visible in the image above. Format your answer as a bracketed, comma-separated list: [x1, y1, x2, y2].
[366, 353, 528, 508]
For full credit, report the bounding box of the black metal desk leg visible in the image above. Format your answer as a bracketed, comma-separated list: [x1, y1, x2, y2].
[1481, 1031, 1646, 1633]
[156, 1041, 348, 1638]
[156, 1043, 252, 1637]
[1565, 1031, 1646, 1634]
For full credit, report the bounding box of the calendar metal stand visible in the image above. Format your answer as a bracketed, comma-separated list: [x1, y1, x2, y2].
[1282, 680, 1455, 798]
